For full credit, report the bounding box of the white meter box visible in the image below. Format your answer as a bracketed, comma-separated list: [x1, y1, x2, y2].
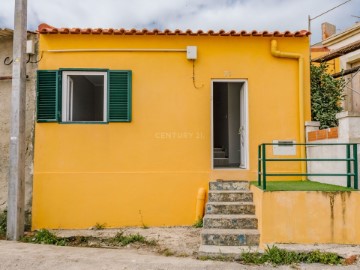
[273, 140, 296, 155]
[186, 46, 197, 60]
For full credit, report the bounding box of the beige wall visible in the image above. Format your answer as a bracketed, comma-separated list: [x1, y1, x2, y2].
[0, 32, 38, 212]
[251, 185, 360, 246]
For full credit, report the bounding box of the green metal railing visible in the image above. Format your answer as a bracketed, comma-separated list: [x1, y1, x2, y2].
[258, 143, 358, 190]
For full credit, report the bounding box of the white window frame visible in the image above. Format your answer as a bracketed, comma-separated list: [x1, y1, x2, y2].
[61, 71, 108, 122]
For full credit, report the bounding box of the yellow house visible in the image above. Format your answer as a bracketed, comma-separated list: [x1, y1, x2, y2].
[32, 24, 311, 229]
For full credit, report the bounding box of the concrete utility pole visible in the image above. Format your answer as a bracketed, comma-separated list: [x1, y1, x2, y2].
[7, 0, 27, 240]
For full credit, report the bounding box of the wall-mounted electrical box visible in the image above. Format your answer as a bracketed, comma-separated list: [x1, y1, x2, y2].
[187, 46, 197, 60]
[26, 40, 35, 55]
[273, 140, 296, 155]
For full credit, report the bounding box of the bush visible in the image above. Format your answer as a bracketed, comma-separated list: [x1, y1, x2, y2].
[311, 63, 345, 129]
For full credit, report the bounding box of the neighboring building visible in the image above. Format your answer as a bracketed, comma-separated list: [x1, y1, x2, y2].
[312, 22, 360, 112]
[0, 29, 38, 212]
[32, 23, 311, 229]
[308, 22, 360, 187]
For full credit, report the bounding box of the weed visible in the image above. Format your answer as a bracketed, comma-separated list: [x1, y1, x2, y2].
[159, 248, 175, 257]
[138, 210, 149, 229]
[93, 223, 106, 230]
[110, 231, 157, 247]
[239, 245, 343, 266]
[193, 218, 203, 228]
[0, 210, 6, 239]
[22, 229, 67, 246]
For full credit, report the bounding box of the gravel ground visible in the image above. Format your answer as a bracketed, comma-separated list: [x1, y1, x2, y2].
[1, 227, 360, 270]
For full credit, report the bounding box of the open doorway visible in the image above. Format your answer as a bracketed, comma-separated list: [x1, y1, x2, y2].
[212, 81, 247, 169]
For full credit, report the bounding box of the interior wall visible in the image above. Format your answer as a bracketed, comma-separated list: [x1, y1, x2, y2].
[94, 85, 104, 121]
[213, 82, 228, 155]
[228, 83, 241, 164]
[71, 76, 94, 121]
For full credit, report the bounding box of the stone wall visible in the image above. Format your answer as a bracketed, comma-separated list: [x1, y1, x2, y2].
[0, 32, 37, 211]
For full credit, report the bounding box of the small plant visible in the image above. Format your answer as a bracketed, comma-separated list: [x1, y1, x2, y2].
[93, 222, 106, 230]
[0, 210, 6, 239]
[22, 229, 67, 246]
[193, 218, 203, 228]
[110, 231, 157, 246]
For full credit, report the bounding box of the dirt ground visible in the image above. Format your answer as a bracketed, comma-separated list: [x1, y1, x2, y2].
[1, 227, 360, 270]
[54, 226, 202, 256]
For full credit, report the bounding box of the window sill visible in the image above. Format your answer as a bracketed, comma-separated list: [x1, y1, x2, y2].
[59, 121, 109, 124]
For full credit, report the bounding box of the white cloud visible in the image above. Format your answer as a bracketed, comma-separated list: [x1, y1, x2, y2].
[1, 0, 359, 44]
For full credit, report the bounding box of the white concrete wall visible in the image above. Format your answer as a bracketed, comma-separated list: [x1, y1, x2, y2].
[0, 33, 37, 211]
[306, 115, 360, 188]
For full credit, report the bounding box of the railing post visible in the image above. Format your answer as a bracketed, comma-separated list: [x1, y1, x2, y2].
[258, 144, 261, 186]
[347, 144, 351, 188]
[354, 144, 358, 189]
[262, 144, 267, 190]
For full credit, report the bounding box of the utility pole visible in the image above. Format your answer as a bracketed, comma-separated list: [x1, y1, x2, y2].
[7, 0, 27, 240]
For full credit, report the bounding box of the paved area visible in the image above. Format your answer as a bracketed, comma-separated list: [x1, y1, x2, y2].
[1, 240, 360, 270]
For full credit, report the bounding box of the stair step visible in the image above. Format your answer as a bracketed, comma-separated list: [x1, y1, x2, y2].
[214, 148, 224, 151]
[203, 214, 258, 229]
[208, 190, 253, 202]
[198, 245, 262, 259]
[214, 152, 226, 158]
[201, 228, 260, 246]
[209, 180, 250, 191]
[206, 202, 255, 215]
[213, 158, 229, 166]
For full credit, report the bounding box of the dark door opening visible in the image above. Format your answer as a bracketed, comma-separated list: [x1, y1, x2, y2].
[213, 81, 246, 168]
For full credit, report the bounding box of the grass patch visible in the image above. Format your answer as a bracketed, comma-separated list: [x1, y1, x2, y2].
[0, 210, 6, 239]
[22, 229, 67, 246]
[241, 245, 343, 266]
[21, 229, 157, 248]
[110, 231, 157, 246]
[251, 180, 355, 192]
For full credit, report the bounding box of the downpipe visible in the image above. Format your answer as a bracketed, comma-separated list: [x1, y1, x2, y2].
[270, 40, 306, 179]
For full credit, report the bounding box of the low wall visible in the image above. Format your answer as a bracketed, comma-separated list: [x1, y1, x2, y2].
[251, 185, 360, 247]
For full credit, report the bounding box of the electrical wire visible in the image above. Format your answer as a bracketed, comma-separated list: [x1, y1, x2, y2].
[3, 51, 43, 65]
[192, 60, 204, 89]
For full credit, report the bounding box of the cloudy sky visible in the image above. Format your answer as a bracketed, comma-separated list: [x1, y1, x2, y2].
[1, 0, 359, 44]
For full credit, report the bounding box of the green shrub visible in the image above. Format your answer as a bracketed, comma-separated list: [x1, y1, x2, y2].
[311, 63, 345, 129]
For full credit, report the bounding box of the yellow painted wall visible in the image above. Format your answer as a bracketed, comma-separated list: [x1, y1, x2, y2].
[311, 49, 340, 73]
[33, 33, 310, 229]
[251, 186, 360, 246]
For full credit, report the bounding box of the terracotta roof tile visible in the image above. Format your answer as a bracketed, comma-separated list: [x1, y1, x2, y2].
[37, 23, 311, 37]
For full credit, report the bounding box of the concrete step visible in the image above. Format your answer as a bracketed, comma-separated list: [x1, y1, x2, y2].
[206, 202, 255, 215]
[213, 158, 229, 166]
[203, 214, 258, 229]
[201, 228, 260, 246]
[198, 245, 262, 259]
[209, 180, 250, 191]
[208, 190, 253, 202]
[214, 152, 226, 158]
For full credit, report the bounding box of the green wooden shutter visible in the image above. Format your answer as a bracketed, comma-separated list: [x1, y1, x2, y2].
[37, 70, 58, 122]
[108, 70, 132, 122]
